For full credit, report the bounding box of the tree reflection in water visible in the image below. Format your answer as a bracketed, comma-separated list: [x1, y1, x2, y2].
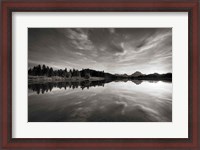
[28, 80, 105, 94]
[28, 80, 148, 94]
[28, 79, 173, 94]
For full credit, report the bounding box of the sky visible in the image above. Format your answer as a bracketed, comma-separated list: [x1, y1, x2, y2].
[28, 28, 172, 75]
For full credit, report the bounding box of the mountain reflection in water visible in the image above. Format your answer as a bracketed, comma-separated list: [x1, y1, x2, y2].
[28, 80, 155, 94]
[28, 80, 172, 122]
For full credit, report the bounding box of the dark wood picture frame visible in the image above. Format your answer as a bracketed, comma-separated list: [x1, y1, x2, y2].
[0, 0, 199, 149]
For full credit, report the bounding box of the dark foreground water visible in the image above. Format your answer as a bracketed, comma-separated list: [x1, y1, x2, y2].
[28, 80, 172, 122]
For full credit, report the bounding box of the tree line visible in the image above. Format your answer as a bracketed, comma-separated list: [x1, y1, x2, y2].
[28, 65, 105, 78]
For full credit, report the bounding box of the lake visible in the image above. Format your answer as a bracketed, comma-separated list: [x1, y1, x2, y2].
[28, 80, 172, 122]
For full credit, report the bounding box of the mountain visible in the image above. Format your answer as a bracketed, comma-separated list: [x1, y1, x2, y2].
[131, 71, 143, 77]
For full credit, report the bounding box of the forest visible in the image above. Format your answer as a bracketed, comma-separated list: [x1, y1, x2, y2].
[28, 64, 172, 82]
[28, 64, 107, 79]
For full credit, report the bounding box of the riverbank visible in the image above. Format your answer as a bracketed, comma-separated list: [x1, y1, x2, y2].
[28, 75, 105, 84]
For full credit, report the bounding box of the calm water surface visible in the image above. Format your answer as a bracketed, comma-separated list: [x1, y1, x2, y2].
[28, 81, 172, 122]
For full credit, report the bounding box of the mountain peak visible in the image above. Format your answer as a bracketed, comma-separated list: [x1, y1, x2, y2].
[131, 71, 143, 77]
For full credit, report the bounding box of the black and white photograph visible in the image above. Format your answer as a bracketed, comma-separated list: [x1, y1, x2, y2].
[28, 28, 172, 122]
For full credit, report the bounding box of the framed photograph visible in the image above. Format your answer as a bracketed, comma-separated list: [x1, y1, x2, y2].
[1, 0, 199, 149]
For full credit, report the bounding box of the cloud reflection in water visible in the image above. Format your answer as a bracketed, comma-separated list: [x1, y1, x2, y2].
[28, 81, 172, 122]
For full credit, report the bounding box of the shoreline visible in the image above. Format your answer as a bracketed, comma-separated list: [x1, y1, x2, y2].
[28, 75, 172, 85]
[28, 75, 105, 84]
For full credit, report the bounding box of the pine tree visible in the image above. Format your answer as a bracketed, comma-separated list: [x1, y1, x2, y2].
[49, 67, 54, 77]
[36, 65, 42, 76]
[42, 64, 47, 76]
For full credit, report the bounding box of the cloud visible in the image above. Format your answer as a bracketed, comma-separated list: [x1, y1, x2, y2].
[62, 29, 95, 51]
[28, 28, 172, 74]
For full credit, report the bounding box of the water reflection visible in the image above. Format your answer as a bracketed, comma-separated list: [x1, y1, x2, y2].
[28, 80, 172, 122]
[28, 80, 170, 94]
[28, 80, 106, 94]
